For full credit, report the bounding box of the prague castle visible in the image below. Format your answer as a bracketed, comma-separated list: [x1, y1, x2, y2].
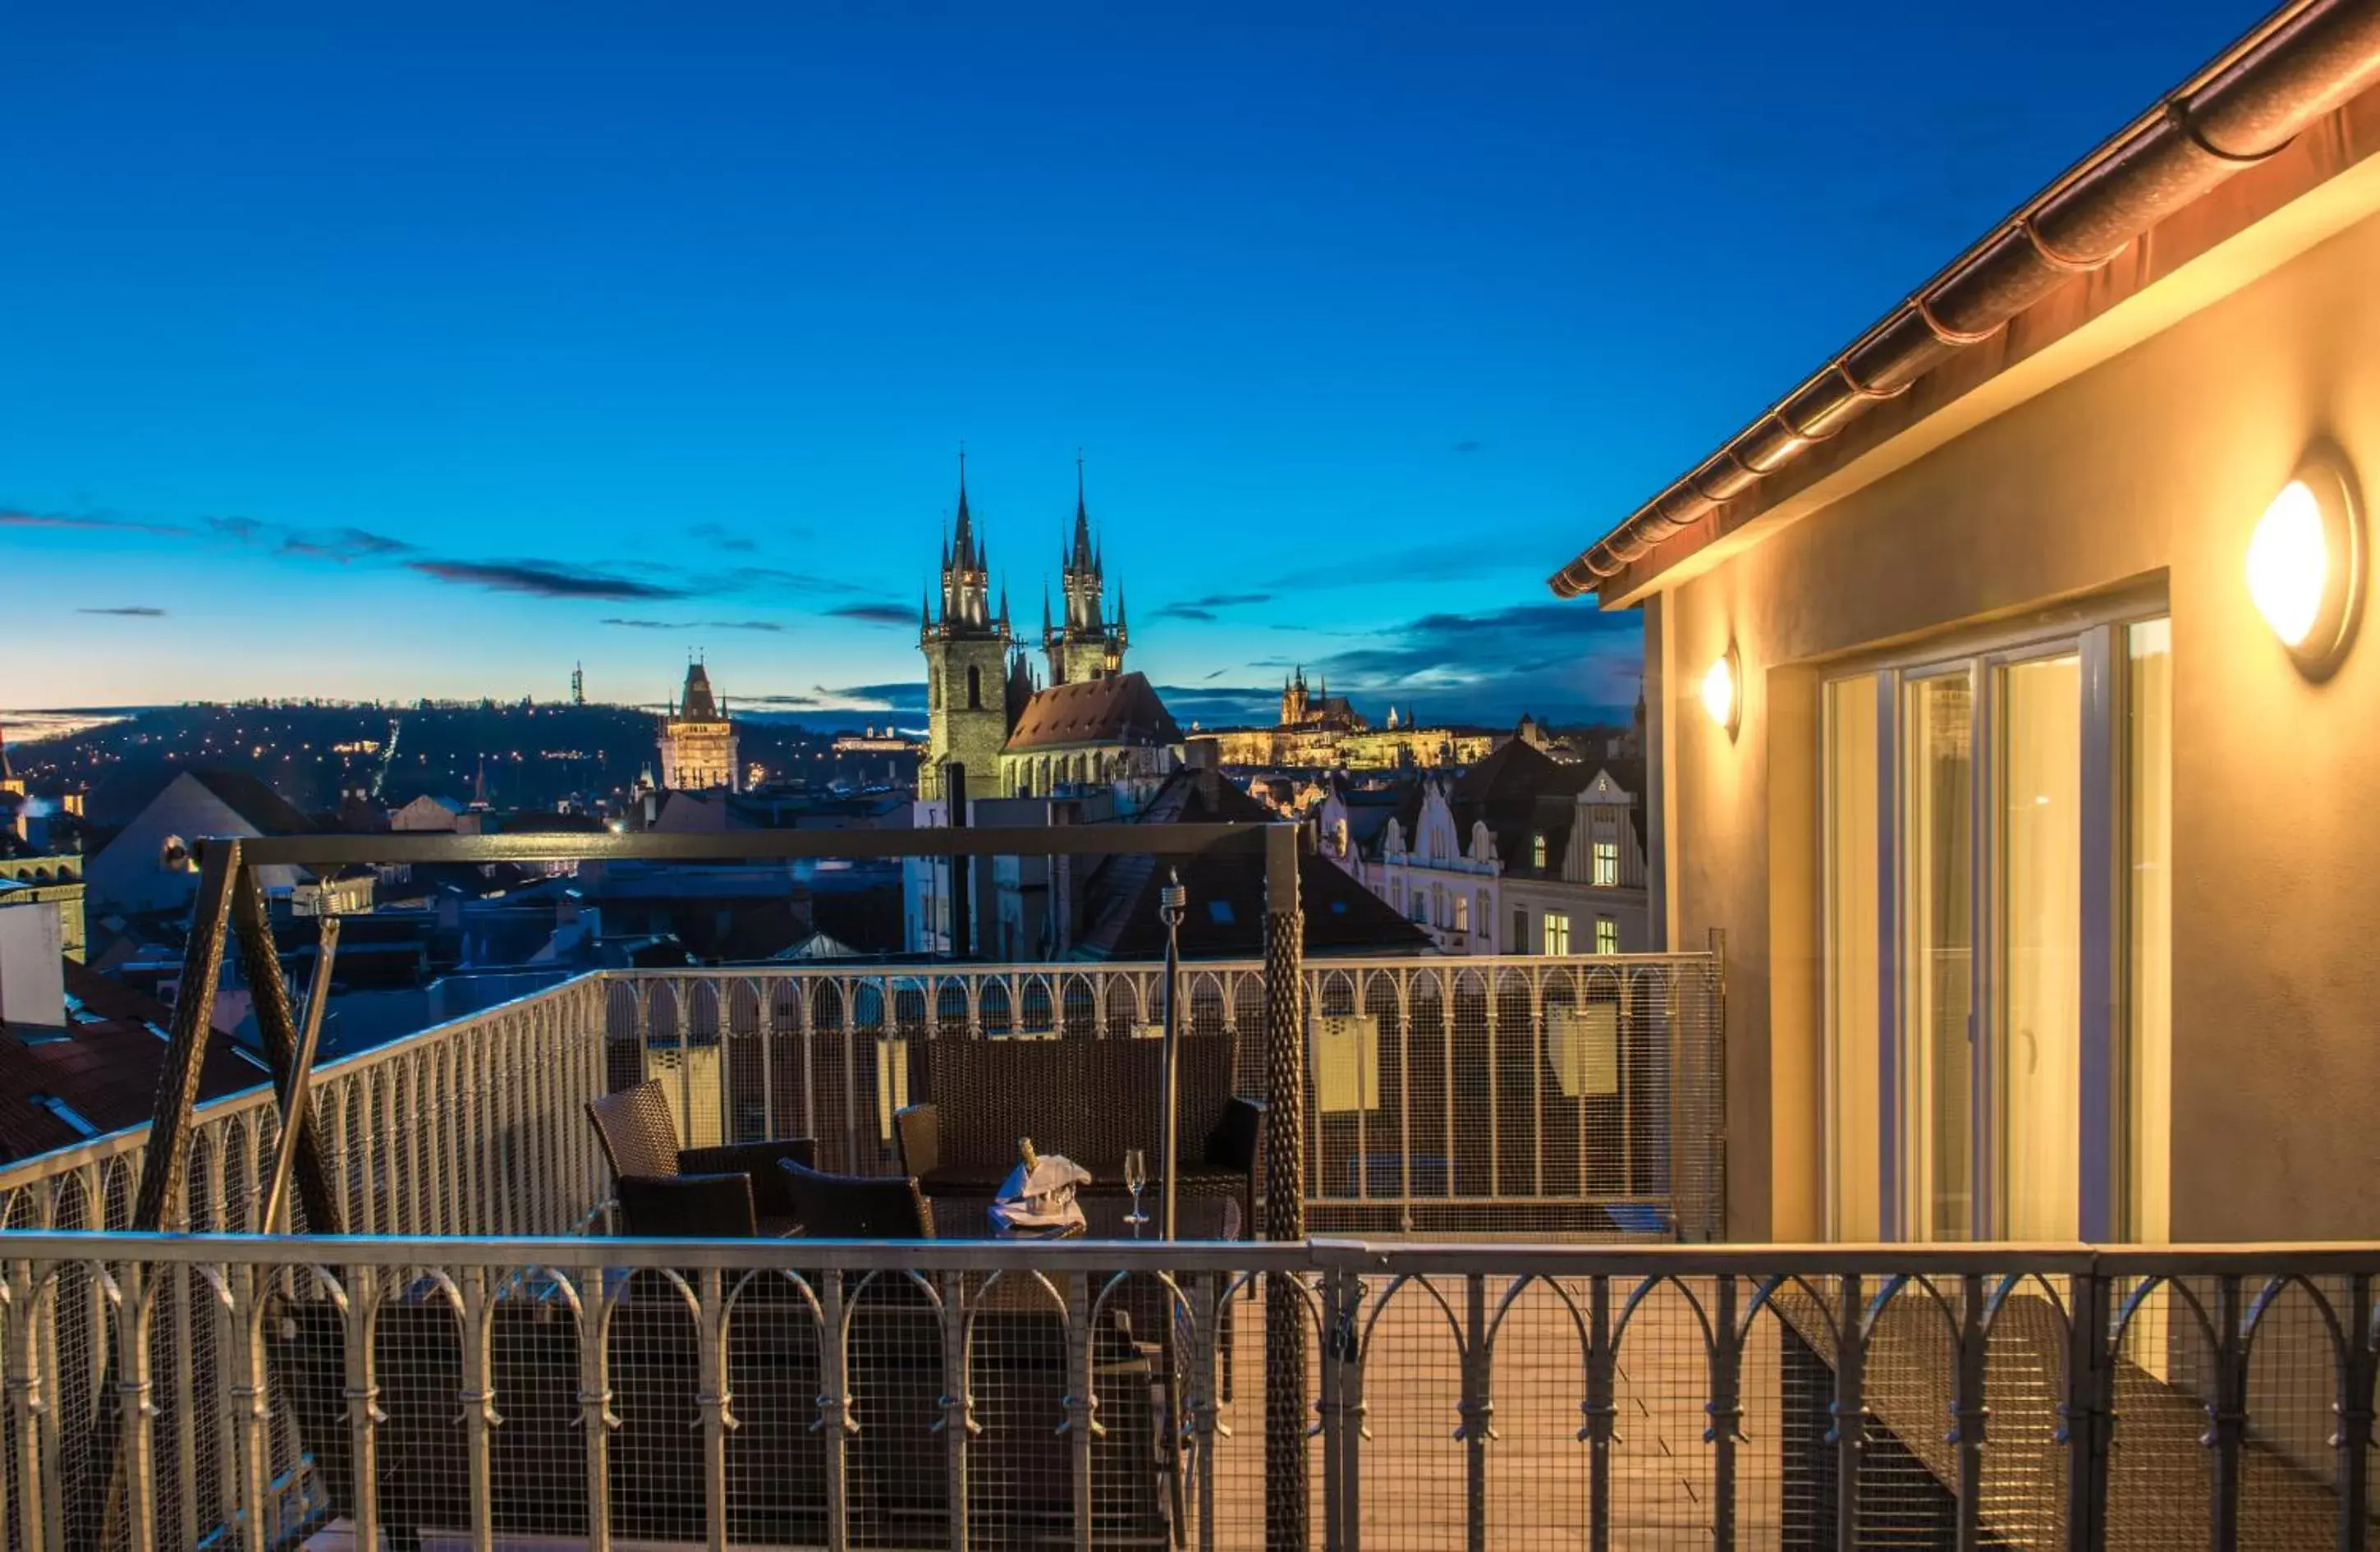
[1199, 666, 1497, 770]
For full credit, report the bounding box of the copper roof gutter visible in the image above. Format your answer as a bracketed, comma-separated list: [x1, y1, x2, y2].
[1549, 0, 2380, 600]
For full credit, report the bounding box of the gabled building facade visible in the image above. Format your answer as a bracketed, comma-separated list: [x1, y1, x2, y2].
[1320, 737, 1653, 955]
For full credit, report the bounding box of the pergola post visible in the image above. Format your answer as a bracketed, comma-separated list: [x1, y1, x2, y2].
[1262, 821, 1308, 1550]
[130, 839, 243, 1233]
[232, 871, 344, 1233]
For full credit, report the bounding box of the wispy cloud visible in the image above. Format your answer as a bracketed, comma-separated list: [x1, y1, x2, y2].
[410, 558, 689, 601]
[1258, 538, 1548, 593]
[723, 567, 860, 596]
[205, 516, 263, 541]
[76, 605, 167, 618]
[1151, 683, 1282, 726]
[826, 680, 924, 706]
[599, 617, 786, 633]
[1450, 439, 1485, 455]
[280, 526, 415, 562]
[690, 521, 761, 554]
[1302, 602, 1643, 723]
[2, 508, 189, 538]
[827, 602, 918, 627]
[1152, 590, 1272, 625]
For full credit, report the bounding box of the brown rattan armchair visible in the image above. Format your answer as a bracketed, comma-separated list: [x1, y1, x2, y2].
[779, 1158, 936, 1239]
[588, 1080, 815, 1235]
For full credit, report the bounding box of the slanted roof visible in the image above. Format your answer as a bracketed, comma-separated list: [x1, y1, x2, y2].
[186, 769, 317, 837]
[1075, 771, 1430, 960]
[679, 661, 722, 720]
[1447, 738, 1649, 879]
[0, 962, 259, 1164]
[1004, 672, 1182, 753]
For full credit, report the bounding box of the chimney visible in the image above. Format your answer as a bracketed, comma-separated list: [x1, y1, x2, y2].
[0, 891, 67, 1030]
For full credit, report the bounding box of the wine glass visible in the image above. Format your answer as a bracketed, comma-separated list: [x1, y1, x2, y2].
[1122, 1149, 1149, 1235]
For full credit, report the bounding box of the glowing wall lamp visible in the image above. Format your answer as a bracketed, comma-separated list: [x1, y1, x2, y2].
[2246, 449, 2362, 677]
[1701, 643, 1741, 739]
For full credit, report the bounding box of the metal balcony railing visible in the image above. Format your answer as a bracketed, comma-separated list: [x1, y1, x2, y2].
[1, 1234, 2374, 1550]
[0, 949, 1726, 1244]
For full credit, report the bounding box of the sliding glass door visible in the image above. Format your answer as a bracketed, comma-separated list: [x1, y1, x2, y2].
[1903, 671, 1974, 1242]
[1998, 651, 2082, 1241]
[1822, 610, 2168, 1242]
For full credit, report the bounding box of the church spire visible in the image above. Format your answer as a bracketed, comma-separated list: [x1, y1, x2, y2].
[952, 446, 977, 569]
[1070, 451, 1094, 570]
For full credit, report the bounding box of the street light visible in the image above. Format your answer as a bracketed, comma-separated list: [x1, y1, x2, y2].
[1158, 867, 1188, 1240]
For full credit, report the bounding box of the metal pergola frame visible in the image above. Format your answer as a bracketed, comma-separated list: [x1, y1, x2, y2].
[131, 818, 1319, 1549]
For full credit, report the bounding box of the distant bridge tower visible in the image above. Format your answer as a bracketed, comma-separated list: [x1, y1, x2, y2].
[571, 663, 585, 706]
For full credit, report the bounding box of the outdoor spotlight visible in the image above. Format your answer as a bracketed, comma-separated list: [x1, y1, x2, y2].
[1701, 645, 1741, 737]
[2246, 448, 2362, 675]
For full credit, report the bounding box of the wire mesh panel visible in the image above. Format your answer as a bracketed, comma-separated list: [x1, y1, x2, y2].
[586, 951, 1727, 1241]
[11, 1226, 2380, 1547]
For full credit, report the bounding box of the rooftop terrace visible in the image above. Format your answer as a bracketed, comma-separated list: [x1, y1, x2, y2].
[0, 823, 2365, 1550]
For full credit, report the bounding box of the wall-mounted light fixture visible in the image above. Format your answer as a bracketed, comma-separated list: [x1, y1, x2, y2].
[2246, 448, 2362, 677]
[1700, 643, 1741, 738]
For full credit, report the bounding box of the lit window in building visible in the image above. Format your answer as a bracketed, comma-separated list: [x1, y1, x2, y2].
[1594, 916, 1618, 954]
[1531, 833, 1548, 869]
[1593, 841, 1618, 886]
[1453, 895, 1470, 933]
[1543, 912, 1570, 955]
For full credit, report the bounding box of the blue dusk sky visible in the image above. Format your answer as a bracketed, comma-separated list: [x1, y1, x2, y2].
[2, 1, 2261, 728]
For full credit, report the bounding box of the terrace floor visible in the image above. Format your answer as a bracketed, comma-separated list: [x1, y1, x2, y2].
[296, 1290, 1785, 1550]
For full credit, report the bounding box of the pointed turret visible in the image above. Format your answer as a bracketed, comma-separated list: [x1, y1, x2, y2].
[1070, 452, 1095, 571]
[952, 447, 978, 569]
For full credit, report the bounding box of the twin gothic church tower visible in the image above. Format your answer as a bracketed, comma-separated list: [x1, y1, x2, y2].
[918, 455, 1128, 802]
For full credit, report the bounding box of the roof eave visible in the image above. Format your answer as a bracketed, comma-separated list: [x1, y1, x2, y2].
[1552, 0, 2380, 605]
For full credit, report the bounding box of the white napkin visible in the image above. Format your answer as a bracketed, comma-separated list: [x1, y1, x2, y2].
[991, 1153, 1092, 1235]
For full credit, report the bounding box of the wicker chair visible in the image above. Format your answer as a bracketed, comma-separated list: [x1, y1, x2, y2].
[616, 1172, 759, 1237]
[588, 1080, 815, 1236]
[779, 1158, 936, 1239]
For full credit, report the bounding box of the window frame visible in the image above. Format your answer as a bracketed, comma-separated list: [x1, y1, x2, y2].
[1818, 584, 2165, 1243]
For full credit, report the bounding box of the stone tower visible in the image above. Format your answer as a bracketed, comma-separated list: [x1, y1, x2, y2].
[1281, 666, 1312, 728]
[658, 659, 740, 792]
[919, 454, 1016, 804]
[1042, 457, 1127, 686]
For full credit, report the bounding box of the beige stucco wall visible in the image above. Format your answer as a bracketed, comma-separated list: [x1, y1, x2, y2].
[1653, 195, 2380, 1242]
